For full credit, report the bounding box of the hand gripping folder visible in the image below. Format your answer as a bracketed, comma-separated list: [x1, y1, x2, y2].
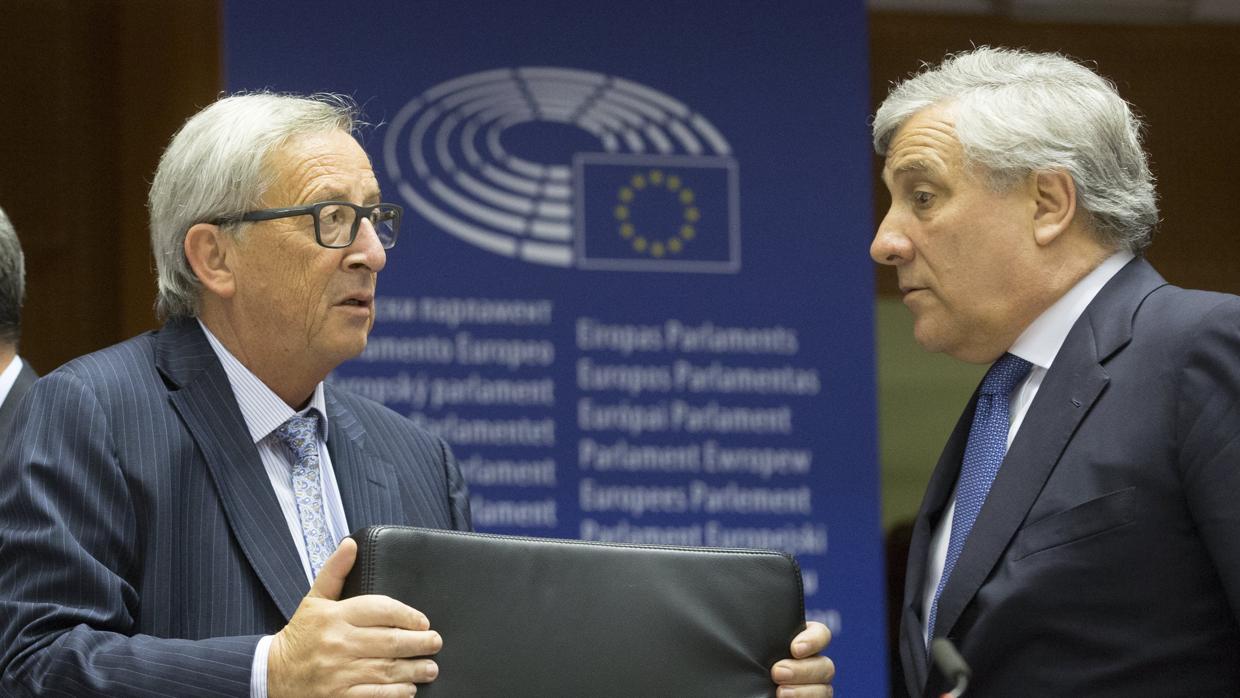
[342, 525, 807, 697]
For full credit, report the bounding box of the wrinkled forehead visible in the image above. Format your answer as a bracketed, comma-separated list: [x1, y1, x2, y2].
[264, 129, 380, 203]
[881, 105, 969, 185]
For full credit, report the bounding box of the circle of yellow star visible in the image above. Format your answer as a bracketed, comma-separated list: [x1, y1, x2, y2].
[614, 168, 702, 258]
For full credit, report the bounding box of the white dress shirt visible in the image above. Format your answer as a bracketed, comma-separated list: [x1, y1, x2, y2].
[921, 250, 1134, 644]
[197, 321, 351, 698]
[0, 354, 24, 407]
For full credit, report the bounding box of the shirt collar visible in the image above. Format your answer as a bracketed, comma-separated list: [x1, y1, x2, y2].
[197, 320, 329, 444]
[1009, 250, 1135, 370]
[0, 355, 23, 406]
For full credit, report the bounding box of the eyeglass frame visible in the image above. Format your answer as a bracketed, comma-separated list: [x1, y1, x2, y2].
[211, 200, 403, 249]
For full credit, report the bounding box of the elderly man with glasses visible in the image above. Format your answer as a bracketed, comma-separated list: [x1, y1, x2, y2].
[0, 93, 832, 697]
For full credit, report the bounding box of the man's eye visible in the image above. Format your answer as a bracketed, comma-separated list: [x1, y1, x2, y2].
[913, 191, 935, 207]
[321, 206, 346, 225]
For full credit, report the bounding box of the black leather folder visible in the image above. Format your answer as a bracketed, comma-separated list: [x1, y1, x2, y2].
[342, 525, 806, 697]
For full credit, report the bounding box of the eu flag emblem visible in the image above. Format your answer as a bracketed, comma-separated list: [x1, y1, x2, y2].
[574, 154, 739, 272]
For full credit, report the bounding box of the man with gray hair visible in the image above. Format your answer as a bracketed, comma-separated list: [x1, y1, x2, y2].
[873, 46, 1240, 695]
[0, 92, 833, 697]
[0, 205, 37, 437]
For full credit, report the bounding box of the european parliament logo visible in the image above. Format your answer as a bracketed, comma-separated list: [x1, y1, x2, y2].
[384, 67, 741, 274]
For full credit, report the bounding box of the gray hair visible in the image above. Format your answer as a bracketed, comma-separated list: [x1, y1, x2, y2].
[0, 205, 25, 345]
[872, 46, 1158, 252]
[148, 92, 359, 319]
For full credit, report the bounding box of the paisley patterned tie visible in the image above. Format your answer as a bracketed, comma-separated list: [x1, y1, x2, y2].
[274, 414, 333, 578]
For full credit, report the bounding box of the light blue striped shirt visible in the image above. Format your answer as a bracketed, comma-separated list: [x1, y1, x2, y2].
[197, 321, 350, 698]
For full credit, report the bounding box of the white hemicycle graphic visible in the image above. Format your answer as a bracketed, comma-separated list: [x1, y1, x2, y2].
[384, 66, 737, 270]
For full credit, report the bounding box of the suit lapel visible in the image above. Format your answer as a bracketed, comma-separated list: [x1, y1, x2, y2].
[157, 318, 307, 621]
[931, 258, 1166, 644]
[13, 360, 37, 392]
[325, 387, 403, 534]
[930, 338, 1108, 643]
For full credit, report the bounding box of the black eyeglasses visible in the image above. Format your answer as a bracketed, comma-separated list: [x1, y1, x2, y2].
[212, 201, 403, 249]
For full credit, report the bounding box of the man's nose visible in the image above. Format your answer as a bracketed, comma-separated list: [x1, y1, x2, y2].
[345, 217, 388, 273]
[870, 211, 913, 266]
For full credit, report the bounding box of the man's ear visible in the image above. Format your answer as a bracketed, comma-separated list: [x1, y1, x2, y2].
[184, 223, 237, 299]
[1032, 169, 1077, 247]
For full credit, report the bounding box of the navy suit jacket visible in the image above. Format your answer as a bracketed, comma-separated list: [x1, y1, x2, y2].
[0, 357, 36, 438]
[0, 318, 472, 696]
[902, 258, 1240, 696]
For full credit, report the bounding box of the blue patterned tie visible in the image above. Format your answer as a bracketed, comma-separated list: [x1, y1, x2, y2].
[274, 414, 333, 579]
[926, 353, 1032, 645]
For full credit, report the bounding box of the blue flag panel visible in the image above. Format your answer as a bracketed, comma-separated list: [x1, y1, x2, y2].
[576, 154, 738, 271]
[225, 2, 884, 694]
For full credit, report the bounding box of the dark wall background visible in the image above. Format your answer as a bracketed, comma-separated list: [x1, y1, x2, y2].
[1, 0, 220, 373]
[3, 5, 1236, 373]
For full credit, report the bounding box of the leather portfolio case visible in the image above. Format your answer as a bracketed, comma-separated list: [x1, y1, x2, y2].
[342, 525, 806, 697]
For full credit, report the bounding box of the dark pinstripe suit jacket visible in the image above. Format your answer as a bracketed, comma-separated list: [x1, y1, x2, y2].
[0, 318, 472, 696]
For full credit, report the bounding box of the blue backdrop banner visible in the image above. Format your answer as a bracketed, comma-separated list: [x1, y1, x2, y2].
[225, 2, 885, 694]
